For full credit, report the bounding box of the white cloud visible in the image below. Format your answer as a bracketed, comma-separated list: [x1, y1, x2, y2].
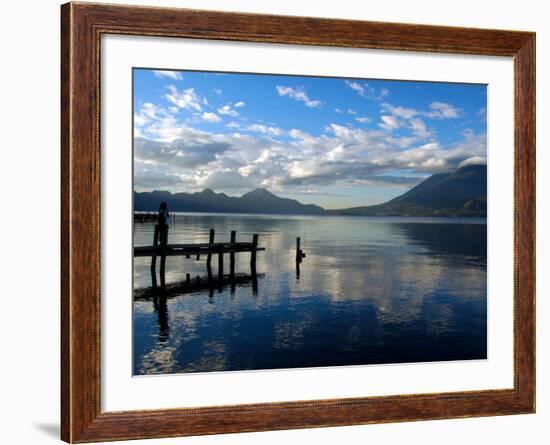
[276, 85, 322, 108]
[380, 101, 460, 136]
[218, 104, 239, 117]
[135, 137, 231, 170]
[134, 102, 180, 141]
[202, 112, 222, 123]
[409, 119, 430, 138]
[378, 103, 431, 139]
[165, 85, 203, 112]
[134, 94, 485, 194]
[134, 161, 184, 190]
[345, 81, 365, 96]
[381, 103, 418, 119]
[288, 129, 313, 141]
[234, 101, 246, 108]
[379, 88, 390, 98]
[459, 156, 487, 168]
[246, 123, 283, 136]
[427, 101, 461, 119]
[345, 81, 389, 100]
[379, 115, 400, 131]
[396, 136, 418, 148]
[135, 118, 485, 192]
[201, 170, 255, 190]
[355, 117, 371, 123]
[153, 70, 182, 80]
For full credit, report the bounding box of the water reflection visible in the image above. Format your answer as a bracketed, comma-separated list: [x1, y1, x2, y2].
[153, 294, 169, 343]
[137, 273, 261, 346]
[133, 214, 487, 375]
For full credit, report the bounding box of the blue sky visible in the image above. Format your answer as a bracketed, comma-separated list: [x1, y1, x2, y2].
[133, 68, 487, 209]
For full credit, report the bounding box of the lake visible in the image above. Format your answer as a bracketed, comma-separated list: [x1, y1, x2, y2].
[133, 214, 487, 375]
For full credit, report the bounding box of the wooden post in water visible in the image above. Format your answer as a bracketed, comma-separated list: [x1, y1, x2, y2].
[252, 274, 258, 295]
[151, 225, 160, 266]
[229, 230, 236, 278]
[206, 228, 215, 280]
[250, 233, 258, 276]
[296, 237, 305, 279]
[159, 225, 168, 288]
[218, 244, 224, 280]
[150, 267, 158, 288]
[150, 224, 160, 287]
[296, 237, 301, 278]
[160, 258, 166, 287]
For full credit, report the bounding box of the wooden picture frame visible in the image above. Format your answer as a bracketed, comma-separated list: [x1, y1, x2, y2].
[61, 2, 535, 442]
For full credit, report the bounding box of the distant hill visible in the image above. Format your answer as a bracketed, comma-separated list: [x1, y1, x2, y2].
[329, 165, 487, 217]
[134, 187, 326, 215]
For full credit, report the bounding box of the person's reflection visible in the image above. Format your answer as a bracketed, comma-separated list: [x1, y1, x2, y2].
[153, 291, 169, 343]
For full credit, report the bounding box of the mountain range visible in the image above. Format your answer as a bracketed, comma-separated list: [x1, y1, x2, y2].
[328, 164, 487, 217]
[134, 164, 487, 217]
[134, 187, 325, 215]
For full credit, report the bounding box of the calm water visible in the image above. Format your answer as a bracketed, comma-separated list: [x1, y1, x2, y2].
[133, 214, 487, 375]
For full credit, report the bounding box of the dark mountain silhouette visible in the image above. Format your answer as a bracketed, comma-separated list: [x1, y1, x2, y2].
[134, 187, 326, 215]
[134, 165, 486, 217]
[329, 164, 487, 217]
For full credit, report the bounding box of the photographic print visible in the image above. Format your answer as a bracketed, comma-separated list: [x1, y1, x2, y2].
[132, 68, 487, 376]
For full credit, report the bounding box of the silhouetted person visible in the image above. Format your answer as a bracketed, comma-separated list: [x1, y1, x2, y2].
[158, 202, 170, 245]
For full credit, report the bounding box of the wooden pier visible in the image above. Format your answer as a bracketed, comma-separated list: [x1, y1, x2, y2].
[134, 226, 265, 287]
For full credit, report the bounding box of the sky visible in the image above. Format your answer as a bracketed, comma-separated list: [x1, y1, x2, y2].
[133, 68, 487, 209]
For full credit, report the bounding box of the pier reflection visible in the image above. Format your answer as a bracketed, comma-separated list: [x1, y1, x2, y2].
[135, 273, 262, 343]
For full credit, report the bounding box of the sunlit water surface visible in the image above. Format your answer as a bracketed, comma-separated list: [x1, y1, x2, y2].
[133, 214, 487, 375]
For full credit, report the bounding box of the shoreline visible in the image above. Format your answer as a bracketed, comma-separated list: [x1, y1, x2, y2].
[133, 210, 487, 224]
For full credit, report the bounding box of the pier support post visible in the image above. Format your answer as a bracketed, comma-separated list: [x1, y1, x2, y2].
[150, 224, 160, 286]
[206, 229, 215, 268]
[252, 275, 258, 295]
[159, 256, 166, 288]
[250, 233, 258, 276]
[218, 244, 224, 281]
[230, 230, 236, 278]
[296, 237, 300, 279]
[206, 229, 215, 281]
[159, 225, 168, 288]
[296, 237, 305, 279]
[151, 225, 160, 266]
